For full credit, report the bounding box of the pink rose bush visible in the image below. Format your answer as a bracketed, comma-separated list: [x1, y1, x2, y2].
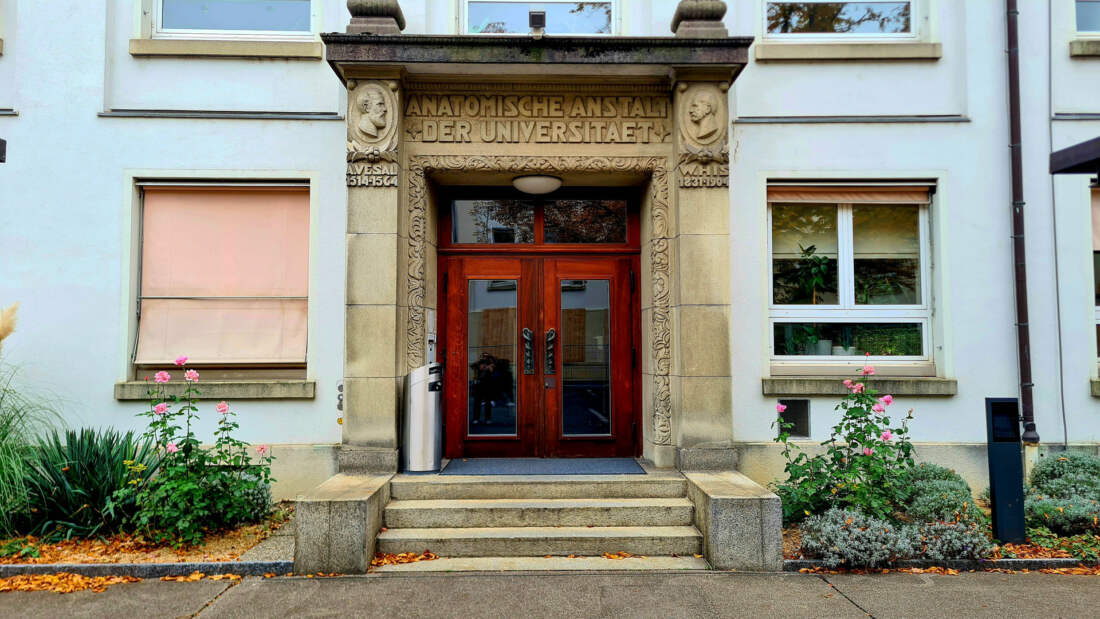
[773, 364, 916, 522]
[117, 354, 276, 547]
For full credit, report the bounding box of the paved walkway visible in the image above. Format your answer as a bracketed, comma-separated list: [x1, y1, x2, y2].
[3, 571, 1097, 618]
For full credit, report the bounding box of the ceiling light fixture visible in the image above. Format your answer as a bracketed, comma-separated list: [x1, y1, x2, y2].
[512, 175, 562, 195]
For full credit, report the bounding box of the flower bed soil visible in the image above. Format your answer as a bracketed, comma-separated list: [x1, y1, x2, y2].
[0, 503, 292, 566]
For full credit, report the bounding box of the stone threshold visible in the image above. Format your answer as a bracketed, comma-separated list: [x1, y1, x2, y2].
[784, 558, 1099, 572]
[0, 560, 292, 578]
[371, 556, 709, 572]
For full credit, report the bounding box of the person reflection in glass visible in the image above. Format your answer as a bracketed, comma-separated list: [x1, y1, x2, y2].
[471, 353, 495, 425]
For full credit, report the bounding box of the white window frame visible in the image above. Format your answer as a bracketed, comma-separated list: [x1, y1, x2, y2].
[1078, 0, 1100, 35]
[153, 0, 320, 42]
[461, 0, 619, 36]
[762, 0, 920, 42]
[767, 199, 933, 365]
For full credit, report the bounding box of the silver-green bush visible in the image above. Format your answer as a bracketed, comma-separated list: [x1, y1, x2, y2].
[916, 520, 992, 561]
[801, 508, 918, 568]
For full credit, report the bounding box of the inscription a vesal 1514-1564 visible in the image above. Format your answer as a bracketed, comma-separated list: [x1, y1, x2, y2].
[404, 94, 672, 145]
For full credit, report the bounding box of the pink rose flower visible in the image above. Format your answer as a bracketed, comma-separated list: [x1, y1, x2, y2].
[852, 383, 865, 394]
[881, 430, 894, 441]
[154, 403, 168, 416]
[174, 355, 189, 366]
[216, 401, 230, 415]
[166, 442, 179, 454]
[154, 371, 171, 384]
[843, 379, 853, 388]
[776, 403, 787, 413]
[863, 446, 874, 456]
[184, 369, 199, 382]
[872, 403, 885, 413]
[861, 365, 876, 376]
[879, 395, 894, 406]
[256, 444, 269, 457]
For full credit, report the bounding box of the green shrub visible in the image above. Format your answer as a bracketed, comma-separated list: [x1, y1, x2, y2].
[1027, 526, 1100, 562]
[1030, 453, 1100, 499]
[1025, 494, 1099, 536]
[903, 463, 971, 488]
[772, 373, 915, 523]
[800, 508, 918, 568]
[915, 520, 992, 560]
[19, 428, 159, 540]
[1024, 452, 1100, 535]
[115, 361, 275, 546]
[907, 480, 984, 523]
[0, 365, 60, 537]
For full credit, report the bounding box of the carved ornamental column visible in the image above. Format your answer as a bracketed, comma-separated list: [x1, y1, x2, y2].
[670, 69, 736, 470]
[341, 75, 405, 472]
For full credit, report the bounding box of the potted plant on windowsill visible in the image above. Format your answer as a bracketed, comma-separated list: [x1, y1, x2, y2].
[832, 325, 857, 356]
[794, 245, 832, 354]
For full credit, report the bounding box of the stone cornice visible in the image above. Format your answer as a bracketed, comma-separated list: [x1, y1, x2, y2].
[322, 34, 752, 80]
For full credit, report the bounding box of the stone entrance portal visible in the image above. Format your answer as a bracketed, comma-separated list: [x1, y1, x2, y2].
[329, 27, 750, 471]
[294, 0, 783, 576]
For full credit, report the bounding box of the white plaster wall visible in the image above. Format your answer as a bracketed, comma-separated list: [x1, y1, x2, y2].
[0, 1, 346, 447]
[2, 0, 1099, 457]
[728, 0, 1100, 446]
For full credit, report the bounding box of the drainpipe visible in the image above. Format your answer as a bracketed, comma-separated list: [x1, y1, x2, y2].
[1006, 0, 1039, 443]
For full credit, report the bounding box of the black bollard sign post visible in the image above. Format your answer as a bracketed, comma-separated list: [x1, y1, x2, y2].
[986, 397, 1026, 543]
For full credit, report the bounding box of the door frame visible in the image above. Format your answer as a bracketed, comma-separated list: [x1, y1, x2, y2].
[437, 187, 642, 459]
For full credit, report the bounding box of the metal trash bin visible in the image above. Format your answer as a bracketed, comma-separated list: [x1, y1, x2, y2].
[402, 363, 443, 472]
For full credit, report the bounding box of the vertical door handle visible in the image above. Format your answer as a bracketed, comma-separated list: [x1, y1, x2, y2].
[521, 328, 534, 375]
[544, 328, 557, 375]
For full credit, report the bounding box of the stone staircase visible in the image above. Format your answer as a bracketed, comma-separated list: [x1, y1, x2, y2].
[375, 472, 704, 565]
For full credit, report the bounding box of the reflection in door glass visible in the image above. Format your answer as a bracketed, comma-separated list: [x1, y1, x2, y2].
[561, 280, 611, 436]
[468, 280, 518, 436]
[544, 200, 627, 244]
[452, 200, 535, 244]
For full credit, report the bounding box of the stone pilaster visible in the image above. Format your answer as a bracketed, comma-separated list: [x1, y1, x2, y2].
[672, 71, 735, 469]
[343, 76, 403, 472]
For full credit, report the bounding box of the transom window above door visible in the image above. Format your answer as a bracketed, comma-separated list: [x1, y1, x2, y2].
[765, 1, 914, 36]
[445, 193, 633, 247]
[767, 183, 933, 368]
[465, 1, 614, 35]
[157, 0, 314, 38]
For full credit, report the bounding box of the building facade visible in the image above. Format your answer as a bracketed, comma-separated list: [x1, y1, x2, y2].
[1, 0, 1100, 509]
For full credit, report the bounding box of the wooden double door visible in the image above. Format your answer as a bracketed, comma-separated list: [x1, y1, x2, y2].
[441, 255, 639, 458]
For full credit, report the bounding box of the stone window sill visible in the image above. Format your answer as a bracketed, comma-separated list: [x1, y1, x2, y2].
[0, 39, 4, 55]
[1070, 39, 1100, 57]
[1090, 379, 1100, 397]
[762, 376, 957, 397]
[129, 38, 322, 59]
[754, 42, 942, 62]
[115, 380, 316, 401]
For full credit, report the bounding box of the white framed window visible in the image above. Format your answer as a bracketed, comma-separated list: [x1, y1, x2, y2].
[1079, 0, 1100, 33]
[463, 1, 615, 35]
[154, 0, 318, 41]
[1092, 188, 1100, 359]
[133, 182, 310, 376]
[767, 184, 933, 369]
[763, 1, 916, 40]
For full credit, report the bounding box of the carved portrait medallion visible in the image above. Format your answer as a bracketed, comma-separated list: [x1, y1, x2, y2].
[678, 84, 727, 148]
[347, 80, 398, 163]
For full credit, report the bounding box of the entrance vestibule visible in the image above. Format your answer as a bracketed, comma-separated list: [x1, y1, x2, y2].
[438, 189, 641, 458]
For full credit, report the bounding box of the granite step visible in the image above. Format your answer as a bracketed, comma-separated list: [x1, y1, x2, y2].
[384, 497, 694, 528]
[376, 525, 703, 558]
[388, 474, 686, 501]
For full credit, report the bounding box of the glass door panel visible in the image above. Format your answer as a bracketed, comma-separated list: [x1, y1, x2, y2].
[467, 279, 518, 436]
[560, 279, 611, 436]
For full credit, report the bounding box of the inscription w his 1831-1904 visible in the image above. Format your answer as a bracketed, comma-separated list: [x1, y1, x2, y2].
[404, 94, 671, 144]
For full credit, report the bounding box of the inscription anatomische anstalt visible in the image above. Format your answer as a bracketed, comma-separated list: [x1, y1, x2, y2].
[403, 94, 672, 144]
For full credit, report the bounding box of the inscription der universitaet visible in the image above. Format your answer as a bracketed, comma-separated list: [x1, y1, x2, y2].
[405, 94, 671, 144]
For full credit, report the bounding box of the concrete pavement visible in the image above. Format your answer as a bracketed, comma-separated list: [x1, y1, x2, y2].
[2, 571, 1097, 618]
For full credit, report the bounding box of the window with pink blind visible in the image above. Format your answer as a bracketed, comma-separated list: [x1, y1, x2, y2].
[135, 186, 309, 365]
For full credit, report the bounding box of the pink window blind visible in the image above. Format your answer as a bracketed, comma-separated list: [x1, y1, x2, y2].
[135, 186, 309, 365]
[767, 186, 931, 204]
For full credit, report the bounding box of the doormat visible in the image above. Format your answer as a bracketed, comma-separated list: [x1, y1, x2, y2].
[439, 458, 645, 476]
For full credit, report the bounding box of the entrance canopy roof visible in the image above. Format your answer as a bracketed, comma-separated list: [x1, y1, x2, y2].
[321, 34, 752, 83]
[1050, 135, 1100, 175]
